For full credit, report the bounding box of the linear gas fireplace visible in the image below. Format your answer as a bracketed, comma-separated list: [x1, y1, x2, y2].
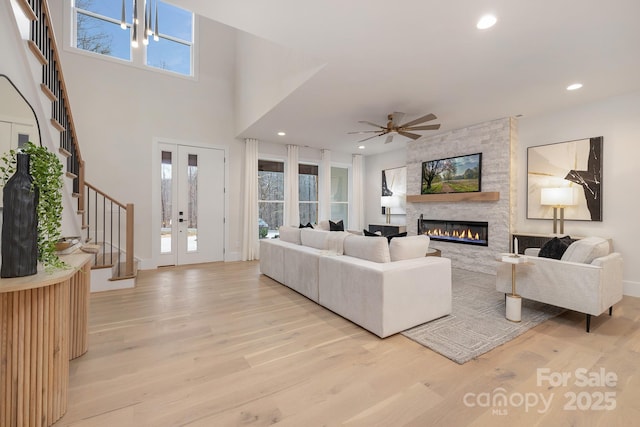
[418, 218, 489, 246]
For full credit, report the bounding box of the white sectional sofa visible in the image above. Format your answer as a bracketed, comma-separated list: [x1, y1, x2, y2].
[260, 226, 452, 338]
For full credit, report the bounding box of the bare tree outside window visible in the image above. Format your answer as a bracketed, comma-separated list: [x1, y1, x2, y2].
[258, 160, 284, 238]
[75, 0, 113, 55]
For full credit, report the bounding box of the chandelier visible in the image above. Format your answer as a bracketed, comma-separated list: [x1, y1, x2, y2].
[121, 0, 159, 48]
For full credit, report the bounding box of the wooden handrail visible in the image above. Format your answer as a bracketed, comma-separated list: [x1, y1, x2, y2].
[84, 181, 127, 209]
[40, 0, 83, 164]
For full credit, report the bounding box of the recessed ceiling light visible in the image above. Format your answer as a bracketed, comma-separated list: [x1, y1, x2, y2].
[566, 83, 583, 91]
[358, 145, 365, 150]
[277, 131, 286, 136]
[477, 14, 497, 30]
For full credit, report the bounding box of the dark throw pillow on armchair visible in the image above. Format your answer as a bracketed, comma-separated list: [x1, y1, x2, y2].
[538, 236, 575, 259]
[329, 220, 344, 231]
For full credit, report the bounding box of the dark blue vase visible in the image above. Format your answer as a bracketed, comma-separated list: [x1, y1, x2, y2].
[1, 152, 39, 277]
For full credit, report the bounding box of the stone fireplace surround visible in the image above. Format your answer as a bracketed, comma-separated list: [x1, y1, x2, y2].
[406, 117, 517, 274]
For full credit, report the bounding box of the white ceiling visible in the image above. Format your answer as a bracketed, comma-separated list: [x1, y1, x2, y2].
[181, 0, 640, 155]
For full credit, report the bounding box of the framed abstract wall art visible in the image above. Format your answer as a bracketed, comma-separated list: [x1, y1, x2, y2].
[381, 166, 406, 215]
[527, 136, 603, 221]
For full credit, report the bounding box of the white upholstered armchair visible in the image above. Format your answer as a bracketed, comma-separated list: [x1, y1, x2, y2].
[496, 237, 624, 332]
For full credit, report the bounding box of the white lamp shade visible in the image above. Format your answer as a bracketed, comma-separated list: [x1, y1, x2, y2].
[541, 187, 575, 206]
[381, 195, 400, 208]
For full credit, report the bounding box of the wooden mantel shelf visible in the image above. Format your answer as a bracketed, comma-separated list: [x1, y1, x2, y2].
[407, 192, 500, 203]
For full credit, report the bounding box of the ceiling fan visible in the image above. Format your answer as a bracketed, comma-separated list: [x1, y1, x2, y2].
[349, 112, 441, 144]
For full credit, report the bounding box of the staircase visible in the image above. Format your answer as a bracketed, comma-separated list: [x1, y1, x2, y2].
[10, 0, 136, 290]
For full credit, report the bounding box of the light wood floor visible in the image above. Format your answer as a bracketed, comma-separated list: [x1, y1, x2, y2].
[55, 262, 640, 426]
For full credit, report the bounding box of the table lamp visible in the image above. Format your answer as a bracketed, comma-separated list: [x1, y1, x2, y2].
[381, 195, 399, 224]
[540, 187, 575, 234]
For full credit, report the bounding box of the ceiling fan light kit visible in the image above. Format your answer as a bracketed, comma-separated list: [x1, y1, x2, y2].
[350, 112, 441, 144]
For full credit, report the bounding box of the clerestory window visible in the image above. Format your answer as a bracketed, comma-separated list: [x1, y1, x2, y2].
[71, 0, 194, 77]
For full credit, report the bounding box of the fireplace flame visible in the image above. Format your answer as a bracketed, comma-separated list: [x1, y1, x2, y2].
[425, 228, 481, 241]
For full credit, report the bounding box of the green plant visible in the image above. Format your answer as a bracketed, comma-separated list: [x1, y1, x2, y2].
[0, 142, 67, 270]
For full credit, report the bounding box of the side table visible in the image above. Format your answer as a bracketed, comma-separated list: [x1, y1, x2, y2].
[426, 248, 441, 257]
[498, 254, 531, 322]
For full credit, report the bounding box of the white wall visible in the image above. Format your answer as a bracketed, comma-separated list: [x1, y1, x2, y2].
[364, 148, 407, 228]
[517, 90, 640, 296]
[48, 1, 243, 266]
[235, 32, 325, 135]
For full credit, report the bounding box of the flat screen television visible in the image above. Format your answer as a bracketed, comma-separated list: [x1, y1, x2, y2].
[421, 153, 482, 194]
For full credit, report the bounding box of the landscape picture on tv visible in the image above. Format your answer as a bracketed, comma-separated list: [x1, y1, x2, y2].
[421, 153, 482, 194]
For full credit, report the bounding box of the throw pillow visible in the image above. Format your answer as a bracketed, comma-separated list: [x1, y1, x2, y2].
[386, 232, 407, 243]
[363, 229, 379, 237]
[329, 220, 344, 231]
[298, 222, 314, 229]
[561, 237, 610, 264]
[538, 236, 574, 259]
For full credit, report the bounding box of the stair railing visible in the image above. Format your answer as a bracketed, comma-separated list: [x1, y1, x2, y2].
[84, 182, 135, 278]
[22, 0, 84, 206]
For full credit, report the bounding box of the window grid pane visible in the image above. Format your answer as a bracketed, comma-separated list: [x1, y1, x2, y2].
[258, 160, 285, 238]
[75, 12, 131, 60]
[75, 0, 125, 21]
[146, 36, 192, 75]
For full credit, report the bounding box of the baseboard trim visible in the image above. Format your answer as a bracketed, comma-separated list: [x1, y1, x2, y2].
[623, 280, 640, 298]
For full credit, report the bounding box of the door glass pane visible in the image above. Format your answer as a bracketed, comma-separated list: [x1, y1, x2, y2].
[160, 151, 172, 253]
[187, 154, 198, 252]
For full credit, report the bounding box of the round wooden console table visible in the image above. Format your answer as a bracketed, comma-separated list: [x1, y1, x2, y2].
[0, 253, 91, 427]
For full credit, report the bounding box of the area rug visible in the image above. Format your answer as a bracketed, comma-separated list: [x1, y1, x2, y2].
[401, 268, 564, 364]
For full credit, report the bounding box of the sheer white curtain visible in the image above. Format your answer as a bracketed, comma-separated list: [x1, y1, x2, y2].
[285, 144, 300, 226]
[319, 149, 331, 221]
[242, 138, 259, 260]
[351, 154, 364, 230]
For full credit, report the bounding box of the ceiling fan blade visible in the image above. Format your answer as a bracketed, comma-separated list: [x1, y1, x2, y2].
[384, 134, 394, 144]
[358, 120, 385, 129]
[358, 132, 385, 142]
[348, 130, 384, 134]
[399, 113, 437, 128]
[398, 130, 422, 140]
[403, 124, 441, 131]
[391, 112, 405, 126]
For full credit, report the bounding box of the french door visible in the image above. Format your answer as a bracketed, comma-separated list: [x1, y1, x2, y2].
[158, 143, 225, 266]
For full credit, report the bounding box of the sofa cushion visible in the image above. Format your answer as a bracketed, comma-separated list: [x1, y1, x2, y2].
[343, 235, 390, 263]
[538, 236, 575, 259]
[300, 228, 330, 249]
[329, 220, 344, 231]
[279, 226, 301, 245]
[316, 220, 330, 231]
[561, 237, 610, 264]
[389, 235, 430, 261]
[386, 232, 407, 243]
